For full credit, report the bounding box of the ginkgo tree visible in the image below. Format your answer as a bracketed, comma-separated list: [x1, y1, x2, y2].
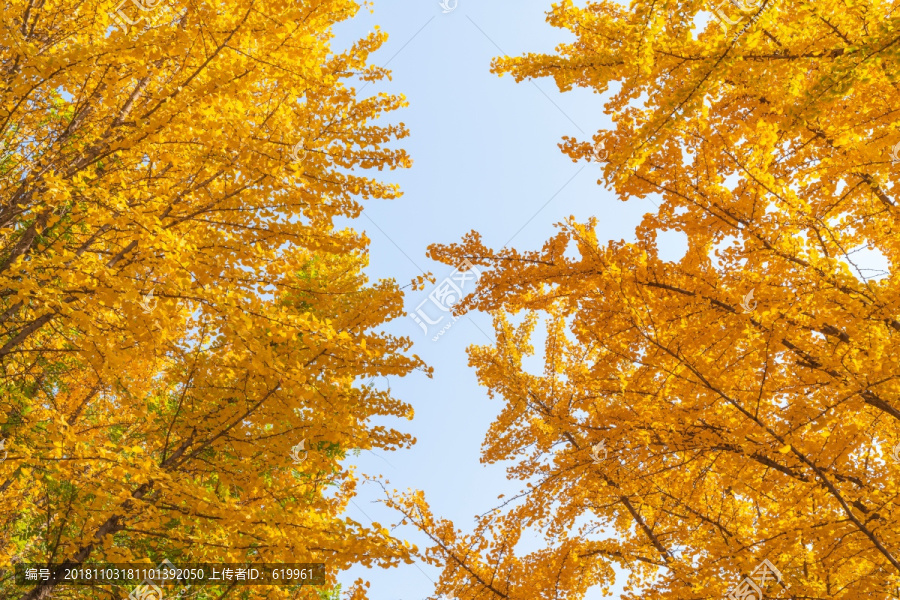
[0, 0, 426, 597]
[392, 0, 900, 599]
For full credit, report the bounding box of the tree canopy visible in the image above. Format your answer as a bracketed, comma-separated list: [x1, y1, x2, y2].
[399, 0, 900, 598]
[0, 0, 425, 597]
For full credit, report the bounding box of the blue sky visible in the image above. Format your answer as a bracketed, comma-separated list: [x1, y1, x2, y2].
[329, 2, 687, 598]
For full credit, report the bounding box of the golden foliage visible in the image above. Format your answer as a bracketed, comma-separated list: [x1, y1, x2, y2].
[0, 0, 424, 597]
[410, 0, 900, 598]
